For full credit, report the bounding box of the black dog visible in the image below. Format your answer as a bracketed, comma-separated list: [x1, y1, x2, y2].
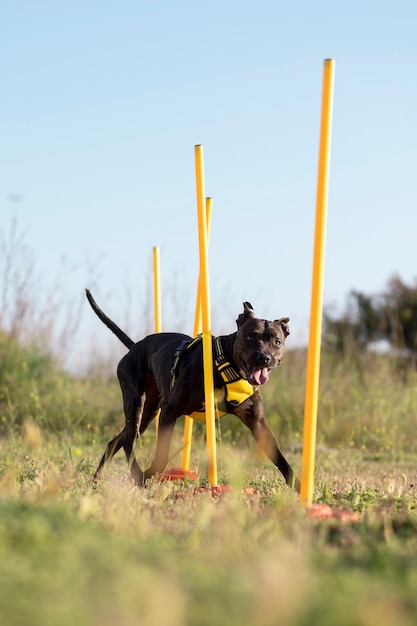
[86, 290, 299, 491]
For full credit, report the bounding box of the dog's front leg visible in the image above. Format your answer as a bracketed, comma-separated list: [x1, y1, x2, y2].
[235, 394, 300, 492]
[253, 419, 300, 492]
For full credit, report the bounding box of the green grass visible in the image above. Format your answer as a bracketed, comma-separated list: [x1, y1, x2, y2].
[1, 430, 417, 626]
[1, 331, 417, 625]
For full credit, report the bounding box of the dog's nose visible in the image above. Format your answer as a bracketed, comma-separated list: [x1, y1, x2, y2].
[256, 353, 271, 366]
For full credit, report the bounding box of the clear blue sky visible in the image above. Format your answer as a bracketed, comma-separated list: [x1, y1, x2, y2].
[2, 1, 416, 370]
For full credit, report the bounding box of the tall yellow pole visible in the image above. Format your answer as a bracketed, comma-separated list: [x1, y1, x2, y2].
[153, 246, 162, 333]
[153, 246, 162, 437]
[300, 59, 335, 506]
[194, 146, 217, 486]
[181, 197, 212, 471]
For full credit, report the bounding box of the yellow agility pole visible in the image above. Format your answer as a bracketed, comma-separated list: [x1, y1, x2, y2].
[300, 59, 336, 506]
[181, 197, 213, 471]
[153, 246, 162, 334]
[153, 246, 162, 437]
[194, 145, 217, 486]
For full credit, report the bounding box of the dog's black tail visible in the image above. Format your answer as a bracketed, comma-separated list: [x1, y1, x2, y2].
[85, 289, 135, 350]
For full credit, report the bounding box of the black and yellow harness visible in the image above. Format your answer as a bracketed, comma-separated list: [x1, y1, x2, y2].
[170, 335, 256, 422]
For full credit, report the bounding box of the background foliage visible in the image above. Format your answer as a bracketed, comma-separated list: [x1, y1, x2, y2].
[324, 274, 417, 358]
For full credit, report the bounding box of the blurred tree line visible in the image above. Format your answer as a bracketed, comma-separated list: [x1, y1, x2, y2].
[324, 275, 417, 359]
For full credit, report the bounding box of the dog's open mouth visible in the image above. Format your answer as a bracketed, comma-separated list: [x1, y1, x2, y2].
[242, 365, 271, 386]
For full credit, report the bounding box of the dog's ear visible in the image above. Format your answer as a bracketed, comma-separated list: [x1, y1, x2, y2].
[275, 317, 290, 337]
[236, 301, 254, 328]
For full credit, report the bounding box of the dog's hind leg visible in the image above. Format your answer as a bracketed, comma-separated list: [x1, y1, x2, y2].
[115, 355, 148, 485]
[119, 391, 146, 486]
[138, 378, 162, 435]
[93, 357, 147, 485]
[142, 404, 177, 482]
[93, 400, 143, 485]
[93, 429, 126, 482]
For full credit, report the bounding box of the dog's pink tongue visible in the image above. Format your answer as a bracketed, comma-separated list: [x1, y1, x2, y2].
[253, 367, 270, 385]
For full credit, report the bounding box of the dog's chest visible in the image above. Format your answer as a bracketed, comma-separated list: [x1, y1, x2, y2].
[188, 377, 255, 422]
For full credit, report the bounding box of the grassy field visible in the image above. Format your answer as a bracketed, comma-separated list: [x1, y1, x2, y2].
[1, 332, 417, 626]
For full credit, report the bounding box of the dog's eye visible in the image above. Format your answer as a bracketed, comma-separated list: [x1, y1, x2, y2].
[276, 338, 282, 346]
[246, 335, 253, 342]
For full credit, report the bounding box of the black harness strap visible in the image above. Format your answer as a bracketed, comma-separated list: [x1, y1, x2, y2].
[169, 336, 202, 391]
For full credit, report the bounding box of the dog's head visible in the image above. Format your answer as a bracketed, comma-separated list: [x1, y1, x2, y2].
[233, 302, 290, 386]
